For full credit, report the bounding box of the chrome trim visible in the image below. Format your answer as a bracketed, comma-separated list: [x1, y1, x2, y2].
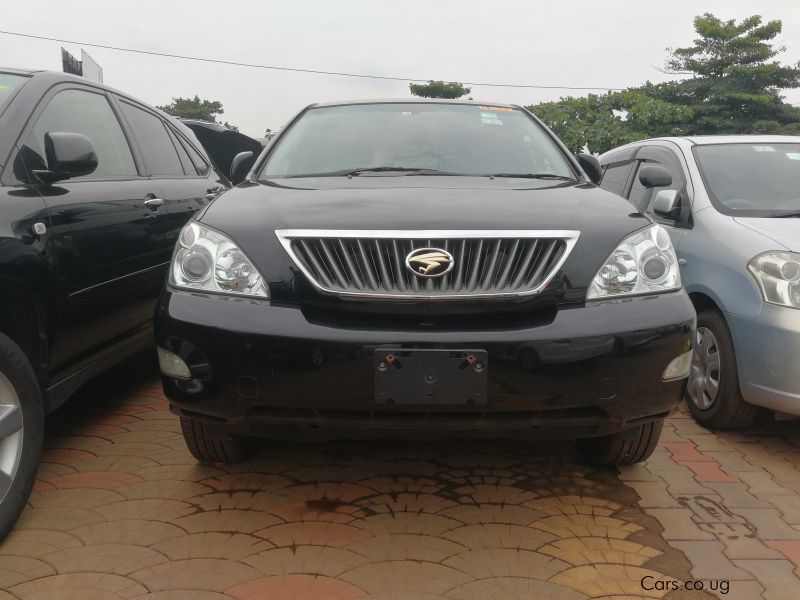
[275, 229, 581, 300]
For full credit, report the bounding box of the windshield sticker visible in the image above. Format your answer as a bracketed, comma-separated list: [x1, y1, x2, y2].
[785, 152, 800, 160]
[752, 146, 775, 152]
[478, 105, 513, 112]
[480, 111, 503, 125]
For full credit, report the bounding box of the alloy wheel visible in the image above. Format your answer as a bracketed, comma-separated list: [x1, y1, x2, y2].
[687, 326, 721, 410]
[0, 371, 23, 505]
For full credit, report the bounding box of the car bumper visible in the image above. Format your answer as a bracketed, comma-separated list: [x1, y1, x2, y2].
[727, 304, 800, 414]
[155, 289, 695, 440]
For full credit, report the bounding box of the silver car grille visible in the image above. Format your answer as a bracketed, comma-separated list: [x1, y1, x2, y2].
[276, 230, 580, 299]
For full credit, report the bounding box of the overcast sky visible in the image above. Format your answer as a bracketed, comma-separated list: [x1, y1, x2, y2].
[2, 0, 799, 138]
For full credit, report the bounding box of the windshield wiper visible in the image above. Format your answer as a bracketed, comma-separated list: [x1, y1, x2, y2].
[487, 173, 575, 181]
[768, 210, 800, 218]
[283, 167, 465, 178]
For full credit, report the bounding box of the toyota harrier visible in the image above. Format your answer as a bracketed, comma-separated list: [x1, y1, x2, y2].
[156, 100, 696, 466]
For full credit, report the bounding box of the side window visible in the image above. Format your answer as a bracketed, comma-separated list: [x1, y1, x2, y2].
[120, 102, 184, 176]
[182, 138, 210, 176]
[166, 128, 194, 175]
[171, 130, 210, 176]
[628, 161, 653, 211]
[26, 88, 137, 178]
[599, 162, 632, 196]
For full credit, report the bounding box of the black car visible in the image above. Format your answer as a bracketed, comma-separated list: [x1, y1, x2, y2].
[0, 68, 241, 539]
[156, 100, 696, 467]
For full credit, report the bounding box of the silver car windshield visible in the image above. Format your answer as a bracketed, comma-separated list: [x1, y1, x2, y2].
[0, 73, 26, 114]
[260, 103, 574, 181]
[694, 143, 800, 217]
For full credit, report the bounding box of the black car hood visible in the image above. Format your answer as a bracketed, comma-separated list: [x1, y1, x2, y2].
[199, 180, 651, 305]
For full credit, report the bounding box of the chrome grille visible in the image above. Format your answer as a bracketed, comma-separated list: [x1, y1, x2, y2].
[276, 230, 579, 298]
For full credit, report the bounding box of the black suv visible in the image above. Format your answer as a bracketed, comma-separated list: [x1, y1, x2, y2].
[156, 100, 696, 466]
[0, 69, 236, 539]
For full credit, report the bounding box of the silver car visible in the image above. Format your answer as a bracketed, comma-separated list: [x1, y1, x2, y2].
[600, 136, 799, 429]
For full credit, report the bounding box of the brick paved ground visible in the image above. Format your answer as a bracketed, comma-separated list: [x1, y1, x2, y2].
[2, 353, 800, 599]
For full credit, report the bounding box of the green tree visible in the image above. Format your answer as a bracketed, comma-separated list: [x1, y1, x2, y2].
[409, 80, 471, 99]
[531, 91, 693, 155]
[528, 13, 800, 153]
[157, 95, 238, 130]
[657, 13, 800, 134]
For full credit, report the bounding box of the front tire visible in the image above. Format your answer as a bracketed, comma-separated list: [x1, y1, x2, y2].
[0, 332, 44, 541]
[685, 309, 758, 429]
[578, 419, 663, 466]
[180, 416, 253, 464]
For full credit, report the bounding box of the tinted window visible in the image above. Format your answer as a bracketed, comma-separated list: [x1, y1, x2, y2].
[121, 102, 184, 176]
[599, 162, 632, 195]
[174, 132, 210, 176]
[27, 89, 136, 178]
[262, 103, 574, 180]
[627, 163, 651, 210]
[167, 128, 194, 175]
[694, 143, 800, 217]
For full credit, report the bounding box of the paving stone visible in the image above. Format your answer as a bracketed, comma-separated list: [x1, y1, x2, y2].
[706, 482, 770, 508]
[681, 461, 740, 483]
[705, 451, 765, 473]
[626, 481, 682, 508]
[644, 508, 715, 541]
[722, 534, 784, 560]
[733, 560, 800, 600]
[735, 509, 800, 540]
[669, 541, 753, 580]
[657, 468, 717, 495]
[764, 541, 800, 575]
[660, 442, 713, 463]
[617, 464, 664, 482]
[737, 472, 797, 497]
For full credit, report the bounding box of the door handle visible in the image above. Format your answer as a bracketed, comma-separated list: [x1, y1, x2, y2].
[205, 188, 223, 201]
[144, 197, 165, 211]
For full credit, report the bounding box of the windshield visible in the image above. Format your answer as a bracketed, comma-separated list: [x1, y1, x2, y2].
[260, 103, 574, 180]
[694, 143, 800, 217]
[0, 73, 26, 114]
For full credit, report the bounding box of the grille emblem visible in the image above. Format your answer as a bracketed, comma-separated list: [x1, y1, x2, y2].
[405, 247, 454, 278]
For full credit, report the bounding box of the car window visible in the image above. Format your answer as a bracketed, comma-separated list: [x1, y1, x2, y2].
[25, 88, 137, 178]
[0, 73, 27, 114]
[627, 163, 651, 210]
[167, 128, 194, 175]
[120, 102, 184, 176]
[599, 162, 632, 195]
[174, 131, 210, 176]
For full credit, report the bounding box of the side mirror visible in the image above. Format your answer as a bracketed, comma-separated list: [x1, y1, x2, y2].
[638, 165, 672, 188]
[230, 151, 254, 185]
[33, 132, 98, 184]
[653, 189, 681, 219]
[577, 153, 602, 185]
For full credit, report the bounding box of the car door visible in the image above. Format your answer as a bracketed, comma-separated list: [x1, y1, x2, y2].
[627, 145, 693, 251]
[15, 85, 169, 374]
[116, 100, 227, 244]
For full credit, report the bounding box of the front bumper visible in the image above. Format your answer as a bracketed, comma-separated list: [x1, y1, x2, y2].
[156, 289, 695, 440]
[727, 304, 800, 414]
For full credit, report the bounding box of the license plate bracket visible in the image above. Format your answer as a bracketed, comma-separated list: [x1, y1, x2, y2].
[374, 349, 487, 405]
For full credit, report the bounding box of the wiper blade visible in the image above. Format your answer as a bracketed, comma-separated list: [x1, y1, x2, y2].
[487, 173, 575, 181]
[283, 167, 464, 178]
[768, 211, 800, 218]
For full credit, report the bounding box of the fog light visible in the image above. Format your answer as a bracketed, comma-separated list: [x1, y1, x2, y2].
[663, 349, 692, 381]
[157, 347, 191, 380]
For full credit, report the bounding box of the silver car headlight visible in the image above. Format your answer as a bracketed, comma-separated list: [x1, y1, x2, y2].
[169, 221, 269, 298]
[748, 251, 800, 309]
[587, 224, 681, 299]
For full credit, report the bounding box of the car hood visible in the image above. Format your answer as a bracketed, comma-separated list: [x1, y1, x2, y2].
[199, 180, 652, 305]
[734, 217, 800, 252]
[180, 120, 263, 182]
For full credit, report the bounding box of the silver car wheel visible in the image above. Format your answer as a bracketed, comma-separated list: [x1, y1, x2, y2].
[0, 370, 23, 505]
[687, 326, 721, 410]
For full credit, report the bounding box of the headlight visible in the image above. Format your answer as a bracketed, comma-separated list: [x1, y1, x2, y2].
[748, 251, 800, 309]
[587, 224, 681, 299]
[170, 222, 268, 298]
